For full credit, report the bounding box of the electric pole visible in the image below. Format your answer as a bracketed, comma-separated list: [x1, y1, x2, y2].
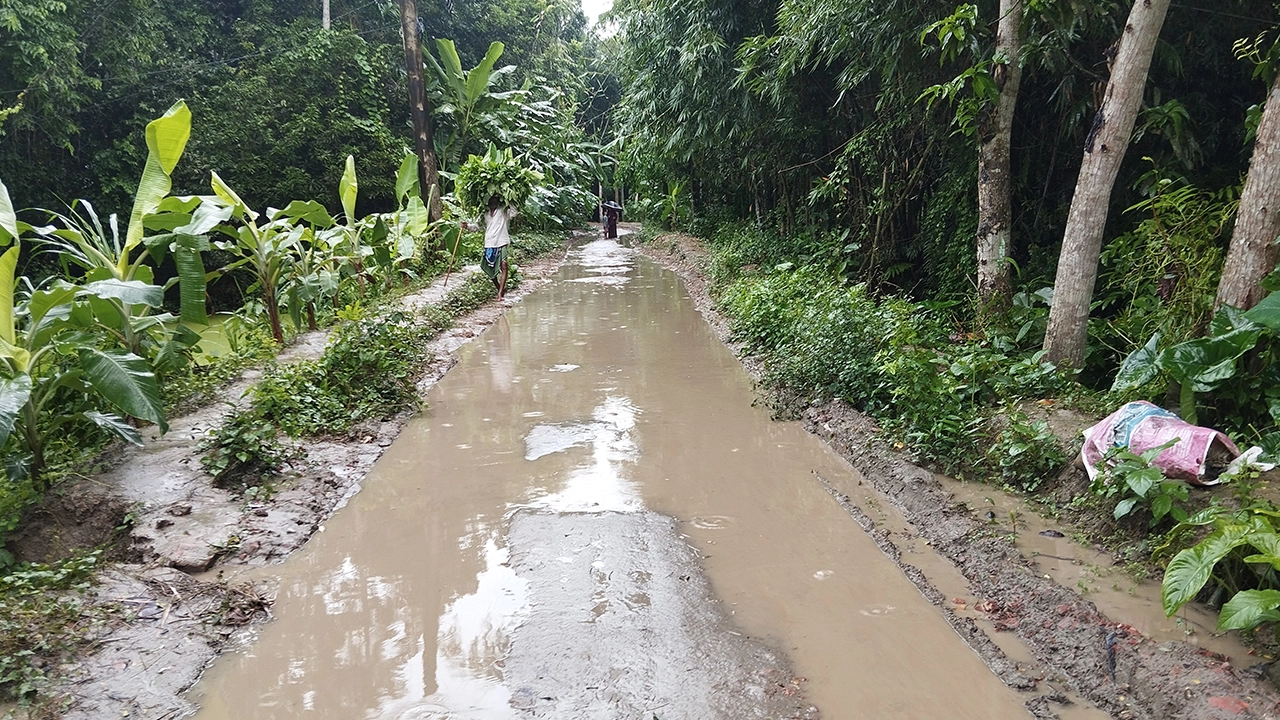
[400, 0, 443, 224]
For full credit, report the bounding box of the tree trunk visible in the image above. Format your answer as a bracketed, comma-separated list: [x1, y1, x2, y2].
[975, 0, 1023, 321]
[400, 0, 443, 225]
[322, 0, 330, 29]
[1042, 0, 1171, 367]
[1216, 69, 1280, 312]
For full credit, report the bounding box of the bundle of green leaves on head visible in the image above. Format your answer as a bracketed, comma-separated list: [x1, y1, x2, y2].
[455, 145, 542, 216]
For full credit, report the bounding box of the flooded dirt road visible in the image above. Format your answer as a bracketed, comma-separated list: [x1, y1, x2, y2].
[188, 241, 1040, 718]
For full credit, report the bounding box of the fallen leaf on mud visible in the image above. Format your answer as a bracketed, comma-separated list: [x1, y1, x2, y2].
[1207, 696, 1249, 714]
[975, 600, 996, 613]
[953, 598, 966, 605]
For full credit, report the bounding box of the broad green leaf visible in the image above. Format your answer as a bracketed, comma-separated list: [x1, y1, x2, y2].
[340, 155, 358, 223]
[175, 199, 234, 235]
[273, 200, 334, 228]
[81, 279, 164, 307]
[1210, 305, 1258, 335]
[125, 101, 192, 256]
[405, 197, 430, 236]
[1217, 589, 1280, 631]
[78, 348, 168, 433]
[1163, 522, 1257, 616]
[0, 245, 16, 347]
[1112, 333, 1161, 392]
[0, 374, 32, 449]
[210, 173, 256, 220]
[0, 178, 18, 246]
[1113, 497, 1138, 519]
[174, 245, 208, 324]
[27, 286, 75, 330]
[435, 39, 467, 101]
[466, 42, 505, 105]
[1160, 329, 1262, 391]
[1162, 544, 1218, 616]
[1244, 291, 1280, 331]
[82, 410, 143, 446]
[395, 153, 420, 203]
[1124, 466, 1161, 498]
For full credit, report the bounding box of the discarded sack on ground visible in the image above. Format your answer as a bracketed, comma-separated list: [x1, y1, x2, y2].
[1080, 401, 1239, 485]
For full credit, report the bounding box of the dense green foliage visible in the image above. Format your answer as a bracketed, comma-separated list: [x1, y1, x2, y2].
[711, 225, 1075, 483]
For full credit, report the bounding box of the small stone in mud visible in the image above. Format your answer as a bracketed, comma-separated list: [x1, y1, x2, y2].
[155, 518, 173, 530]
[168, 503, 193, 517]
[1039, 530, 1065, 538]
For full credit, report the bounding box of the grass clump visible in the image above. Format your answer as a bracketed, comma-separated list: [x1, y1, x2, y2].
[0, 551, 110, 704]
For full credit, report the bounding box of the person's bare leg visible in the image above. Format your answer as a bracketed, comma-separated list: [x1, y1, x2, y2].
[498, 259, 508, 299]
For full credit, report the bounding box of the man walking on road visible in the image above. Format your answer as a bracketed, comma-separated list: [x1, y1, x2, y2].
[483, 195, 517, 299]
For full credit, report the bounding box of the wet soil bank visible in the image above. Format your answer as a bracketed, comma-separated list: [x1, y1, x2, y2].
[15, 238, 582, 720]
[636, 232, 1280, 720]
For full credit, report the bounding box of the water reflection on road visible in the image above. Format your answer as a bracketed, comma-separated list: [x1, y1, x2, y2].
[187, 240, 1037, 719]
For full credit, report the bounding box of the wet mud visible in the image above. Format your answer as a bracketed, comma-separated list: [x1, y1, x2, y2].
[184, 238, 1038, 719]
[639, 232, 1280, 720]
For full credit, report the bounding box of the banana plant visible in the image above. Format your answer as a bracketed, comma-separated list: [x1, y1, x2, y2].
[33, 101, 208, 326]
[425, 40, 523, 169]
[273, 200, 342, 330]
[0, 195, 169, 485]
[206, 173, 302, 344]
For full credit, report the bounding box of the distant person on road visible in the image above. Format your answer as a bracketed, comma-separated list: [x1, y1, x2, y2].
[483, 195, 517, 299]
[602, 200, 622, 239]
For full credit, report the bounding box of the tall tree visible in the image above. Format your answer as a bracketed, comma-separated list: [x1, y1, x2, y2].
[1216, 39, 1280, 311]
[400, 0, 443, 222]
[1042, 0, 1172, 367]
[975, 0, 1023, 317]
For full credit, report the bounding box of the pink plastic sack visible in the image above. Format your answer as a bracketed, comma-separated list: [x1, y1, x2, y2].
[1081, 401, 1240, 485]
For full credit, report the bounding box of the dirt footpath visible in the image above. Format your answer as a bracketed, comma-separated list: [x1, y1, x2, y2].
[637, 231, 1280, 720]
[20, 240, 582, 720]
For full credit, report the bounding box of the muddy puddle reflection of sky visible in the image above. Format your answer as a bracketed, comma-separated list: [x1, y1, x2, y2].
[189, 239, 1037, 720]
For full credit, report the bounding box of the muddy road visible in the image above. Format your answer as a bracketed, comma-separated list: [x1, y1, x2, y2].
[185, 240, 1076, 719]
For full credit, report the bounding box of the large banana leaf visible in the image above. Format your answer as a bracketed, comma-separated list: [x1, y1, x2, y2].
[0, 374, 31, 449]
[78, 348, 168, 433]
[210, 172, 257, 220]
[83, 410, 143, 446]
[433, 39, 468, 103]
[395, 153, 420, 204]
[0, 245, 15, 348]
[466, 42, 506, 106]
[80, 279, 164, 307]
[273, 200, 335, 228]
[340, 155, 358, 223]
[124, 101, 192, 261]
[0, 178, 17, 246]
[174, 240, 208, 324]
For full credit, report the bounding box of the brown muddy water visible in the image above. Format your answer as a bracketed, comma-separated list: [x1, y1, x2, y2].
[188, 241, 1039, 718]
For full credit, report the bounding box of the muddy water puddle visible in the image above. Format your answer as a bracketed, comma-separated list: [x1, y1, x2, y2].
[189, 241, 1040, 718]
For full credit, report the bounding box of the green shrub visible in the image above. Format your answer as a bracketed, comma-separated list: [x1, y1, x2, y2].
[0, 552, 107, 702]
[251, 311, 430, 436]
[200, 411, 290, 490]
